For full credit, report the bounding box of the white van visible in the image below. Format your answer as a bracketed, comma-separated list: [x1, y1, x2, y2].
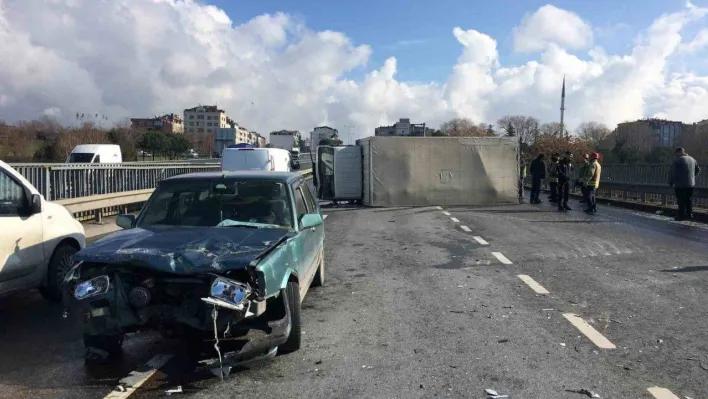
[67, 144, 122, 164]
[221, 147, 294, 172]
[0, 160, 86, 301]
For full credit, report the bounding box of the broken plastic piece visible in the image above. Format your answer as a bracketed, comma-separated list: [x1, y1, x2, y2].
[165, 386, 183, 395]
[567, 389, 600, 398]
[484, 388, 509, 398]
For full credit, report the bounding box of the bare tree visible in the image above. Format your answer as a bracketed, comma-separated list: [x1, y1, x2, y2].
[539, 122, 562, 136]
[497, 115, 540, 145]
[440, 117, 494, 137]
[576, 121, 611, 147]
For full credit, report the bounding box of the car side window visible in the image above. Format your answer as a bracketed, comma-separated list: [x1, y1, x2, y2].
[0, 170, 26, 215]
[302, 184, 317, 213]
[294, 187, 308, 225]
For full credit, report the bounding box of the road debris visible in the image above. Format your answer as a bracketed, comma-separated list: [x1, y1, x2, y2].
[497, 339, 510, 343]
[165, 386, 183, 395]
[484, 388, 509, 398]
[362, 365, 374, 369]
[560, 343, 567, 347]
[566, 388, 601, 397]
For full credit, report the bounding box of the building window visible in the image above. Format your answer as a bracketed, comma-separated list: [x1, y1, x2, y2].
[207, 122, 212, 127]
[207, 129, 212, 133]
[189, 115, 194, 119]
[198, 128, 204, 133]
[198, 115, 204, 119]
[189, 122, 194, 126]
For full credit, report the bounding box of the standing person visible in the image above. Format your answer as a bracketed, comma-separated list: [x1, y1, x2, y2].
[577, 154, 590, 204]
[583, 152, 602, 213]
[547, 153, 560, 203]
[556, 151, 574, 211]
[668, 147, 701, 221]
[529, 154, 546, 204]
[519, 158, 527, 203]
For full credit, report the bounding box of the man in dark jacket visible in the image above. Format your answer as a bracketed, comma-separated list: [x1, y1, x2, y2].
[669, 147, 701, 220]
[547, 153, 560, 203]
[529, 154, 546, 204]
[556, 151, 573, 211]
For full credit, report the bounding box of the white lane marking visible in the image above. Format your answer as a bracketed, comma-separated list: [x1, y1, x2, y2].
[103, 354, 174, 399]
[442, 211, 451, 216]
[473, 236, 489, 246]
[460, 225, 472, 232]
[491, 252, 513, 265]
[436, 206, 443, 210]
[562, 313, 616, 349]
[323, 214, 328, 220]
[517, 274, 550, 294]
[450, 217, 460, 223]
[647, 387, 681, 399]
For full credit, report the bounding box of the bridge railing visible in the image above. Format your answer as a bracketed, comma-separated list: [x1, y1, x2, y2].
[9, 162, 221, 201]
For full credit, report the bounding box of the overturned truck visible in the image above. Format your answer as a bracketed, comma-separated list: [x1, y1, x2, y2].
[315, 136, 520, 206]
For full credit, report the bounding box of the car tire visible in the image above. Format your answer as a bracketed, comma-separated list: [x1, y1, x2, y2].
[312, 248, 324, 287]
[40, 244, 77, 302]
[279, 281, 302, 353]
[83, 333, 125, 363]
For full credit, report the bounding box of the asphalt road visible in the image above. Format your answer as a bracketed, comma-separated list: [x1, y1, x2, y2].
[1, 196, 707, 398]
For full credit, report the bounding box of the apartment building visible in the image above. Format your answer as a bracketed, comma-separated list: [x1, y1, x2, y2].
[130, 113, 184, 134]
[375, 118, 426, 137]
[615, 119, 684, 148]
[312, 126, 338, 145]
[183, 105, 230, 135]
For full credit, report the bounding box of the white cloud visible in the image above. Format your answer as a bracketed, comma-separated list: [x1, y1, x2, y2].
[0, 0, 707, 140]
[512, 5, 594, 53]
[680, 28, 708, 53]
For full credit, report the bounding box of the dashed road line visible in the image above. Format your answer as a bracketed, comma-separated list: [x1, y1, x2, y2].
[460, 225, 472, 232]
[472, 236, 489, 246]
[442, 211, 451, 216]
[491, 252, 513, 265]
[436, 206, 443, 210]
[517, 274, 550, 294]
[323, 214, 328, 220]
[103, 354, 174, 399]
[647, 387, 681, 399]
[450, 217, 460, 223]
[562, 313, 616, 349]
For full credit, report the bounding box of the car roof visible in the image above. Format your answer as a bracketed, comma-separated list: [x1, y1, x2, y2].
[163, 170, 304, 183]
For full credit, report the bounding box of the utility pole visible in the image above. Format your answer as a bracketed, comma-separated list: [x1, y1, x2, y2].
[560, 75, 566, 139]
[344, 124, 355, 145]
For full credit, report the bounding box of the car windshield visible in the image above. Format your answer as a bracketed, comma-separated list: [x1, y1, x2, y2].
[137, 178, 293, 229]
[68, 153, 94, 163]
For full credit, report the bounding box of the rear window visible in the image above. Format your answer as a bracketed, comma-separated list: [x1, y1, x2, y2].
[68, 153, 94, 163]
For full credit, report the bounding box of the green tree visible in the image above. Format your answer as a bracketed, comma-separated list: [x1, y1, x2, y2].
[168, 134, 192, 159]
[138, 131, 168, 159]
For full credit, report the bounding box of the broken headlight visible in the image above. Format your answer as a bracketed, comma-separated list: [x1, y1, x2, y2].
[74, 275, 110, 300]
[201, 277, 251, 310]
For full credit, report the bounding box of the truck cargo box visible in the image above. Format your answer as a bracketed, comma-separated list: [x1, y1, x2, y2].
[356, 136, 519, 207]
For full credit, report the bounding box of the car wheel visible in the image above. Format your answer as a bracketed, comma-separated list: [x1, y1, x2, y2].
[279, 281, 302, 353]
[83, 333, 125, 364]
[312, 248, 324, 287]
[40, 244, 77, 302]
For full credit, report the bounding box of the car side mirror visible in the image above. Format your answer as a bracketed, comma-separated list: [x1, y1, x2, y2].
[300, 213, 322, 229]
[116, 214, 136, 229]
[30, 194, 42, 215]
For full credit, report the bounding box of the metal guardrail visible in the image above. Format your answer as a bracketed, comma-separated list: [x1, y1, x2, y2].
[56, 169, 314, 221]
[10, 162, 221, 201]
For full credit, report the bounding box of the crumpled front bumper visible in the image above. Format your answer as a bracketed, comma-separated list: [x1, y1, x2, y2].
[65, 271, 292, 366]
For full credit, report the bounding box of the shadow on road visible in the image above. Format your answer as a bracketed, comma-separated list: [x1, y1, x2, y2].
[661, 266, 708, 273]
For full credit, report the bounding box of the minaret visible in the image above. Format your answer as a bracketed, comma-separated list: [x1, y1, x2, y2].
[560, 75, 566, 138]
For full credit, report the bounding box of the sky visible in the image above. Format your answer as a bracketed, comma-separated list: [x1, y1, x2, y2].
[1, 0, 708, 141]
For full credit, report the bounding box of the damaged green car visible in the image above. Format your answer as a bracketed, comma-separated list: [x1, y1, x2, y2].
[62, 171, 325, 373]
